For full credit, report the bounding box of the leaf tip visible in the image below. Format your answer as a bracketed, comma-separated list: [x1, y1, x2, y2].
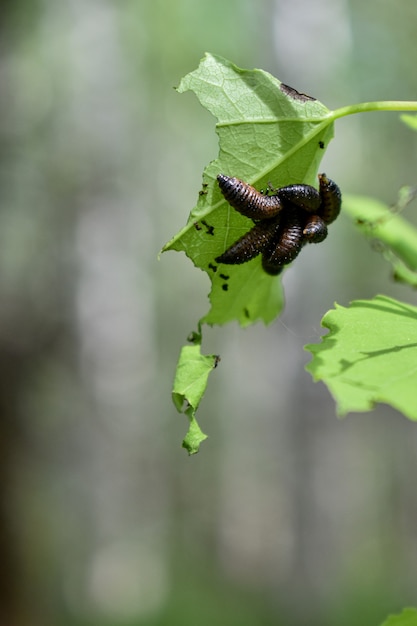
[182, 407, 208, 455]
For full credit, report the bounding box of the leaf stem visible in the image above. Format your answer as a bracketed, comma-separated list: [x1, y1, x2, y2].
[329, 101, 417, 121]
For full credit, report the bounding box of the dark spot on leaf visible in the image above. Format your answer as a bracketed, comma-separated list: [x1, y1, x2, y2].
[219, 273, 229, 280]
[371, 240, 386, 254]
[222, 284, 229, 291]
[244, 308, 250, 318]
[199, 189, 208, 196]
[319, 140, 325, 149]
[213, 355, 221, 368]
[194, 222, 202, 231]
[280, 83, 316, 102]
[201, 219, 215, 235]
[208, 263, 217, 272]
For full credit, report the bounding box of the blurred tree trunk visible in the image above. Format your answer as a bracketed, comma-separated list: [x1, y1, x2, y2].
[0, 3, 60, 623]
[0, 364, 21, 625]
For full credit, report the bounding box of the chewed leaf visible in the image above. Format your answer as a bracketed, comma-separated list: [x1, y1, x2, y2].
[165, 54, 338, 451]
[305, 295, 417, 420]
[163, 53, 334, 326]
[379, 608, 417, 626]
[343, 192, 417, 287]
[172, 341, 219, 454]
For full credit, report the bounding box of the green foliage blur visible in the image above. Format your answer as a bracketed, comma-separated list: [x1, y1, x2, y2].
[1, 1, 417, 625]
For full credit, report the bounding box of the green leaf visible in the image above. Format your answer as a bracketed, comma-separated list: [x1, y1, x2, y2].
[379, 608, 417, 626]
[172, 339, 219, 454]
[305, 295, 417, 420]
[343, 191, 417, 287]
[401, 113, 417, 131]
[163, 52, 334, 326]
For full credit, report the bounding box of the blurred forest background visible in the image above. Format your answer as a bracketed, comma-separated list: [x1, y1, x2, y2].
[1, 0, 417, 625]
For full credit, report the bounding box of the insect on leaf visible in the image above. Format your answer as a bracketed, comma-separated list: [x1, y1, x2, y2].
[163, 53, 334, 326]
[163, 54, 337, 452]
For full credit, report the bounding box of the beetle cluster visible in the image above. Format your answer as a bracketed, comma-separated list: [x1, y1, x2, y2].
[215, 173, 341, 275]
